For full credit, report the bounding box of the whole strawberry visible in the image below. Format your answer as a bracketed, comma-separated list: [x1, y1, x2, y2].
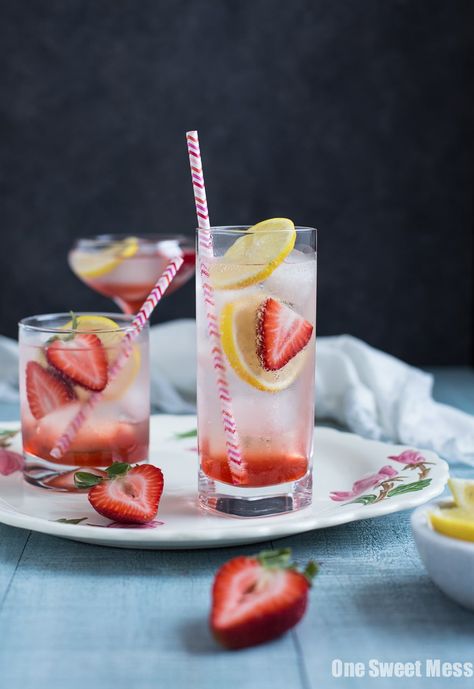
[211, 548, 318, 650]
[74, 462, 164, 524]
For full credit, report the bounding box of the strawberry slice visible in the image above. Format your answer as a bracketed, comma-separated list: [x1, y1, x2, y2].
[257, 297, 313, 371]
[211, 549, 318, 650]
[46, 333, 108, 391]
[75, 463, 164, 524]
[26, 361, 75, 420]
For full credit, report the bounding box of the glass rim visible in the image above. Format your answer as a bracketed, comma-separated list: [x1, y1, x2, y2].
[72, 234, 193, 249]
[195, 225, 318, 236]
[18, 312, 147, 335]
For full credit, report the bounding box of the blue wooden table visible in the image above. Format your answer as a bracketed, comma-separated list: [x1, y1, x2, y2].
[0, 368, 473, 689]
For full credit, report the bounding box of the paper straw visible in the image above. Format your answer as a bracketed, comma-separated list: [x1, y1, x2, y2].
[50, 256, 184, 460]
[186, 131, 247, 484]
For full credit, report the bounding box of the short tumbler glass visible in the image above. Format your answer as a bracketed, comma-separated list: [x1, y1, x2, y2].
[197, 226, 317, 517]
[19, 313, 150, 491]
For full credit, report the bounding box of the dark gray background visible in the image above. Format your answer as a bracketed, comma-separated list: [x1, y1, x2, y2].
[1, 0, 472, 365]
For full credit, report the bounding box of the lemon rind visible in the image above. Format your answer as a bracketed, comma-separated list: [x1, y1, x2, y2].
[447, 477, 474, 513]
[61, 314, 141, 400]
[212, 219, 296, 290]
[220, 299, 305, 393]
[429, 507, 474, 543]
[71, 236, 139, 279]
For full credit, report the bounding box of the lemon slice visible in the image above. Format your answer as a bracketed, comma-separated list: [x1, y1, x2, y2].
[210, 218, 296, 290]
[448, 478, 474, 513]
[429, 506, 474, 542]
[220, 294, 308, 392]
[61, 315, 141, 400]
[70, 236, 139, 279]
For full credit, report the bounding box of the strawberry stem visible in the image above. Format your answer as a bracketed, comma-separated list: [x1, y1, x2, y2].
[106, 462, 131, 478]
[257, 548, 319, 586]
[257, 548, 292, 569]
[74, 472, 104, 489]
[74, 462, 132, 489]
[302, 561, 319, 586]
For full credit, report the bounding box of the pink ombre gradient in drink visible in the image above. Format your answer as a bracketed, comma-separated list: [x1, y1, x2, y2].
[19, 313, 149, 491]
[197, 226, 317, 516]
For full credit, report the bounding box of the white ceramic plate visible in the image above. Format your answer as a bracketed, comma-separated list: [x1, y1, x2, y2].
[0, 415, 448, 549]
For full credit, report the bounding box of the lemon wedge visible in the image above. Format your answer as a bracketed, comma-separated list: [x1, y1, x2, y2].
[210, 218, 296, 290]
[220, 294, 309, 392]
[447, 478, 474, 513]
[70, 236, 139, 279]
[429, 506, 474, 543]
[61, 315, 141, 400]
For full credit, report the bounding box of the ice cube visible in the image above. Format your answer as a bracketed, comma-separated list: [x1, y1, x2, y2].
[105, 254, 165, 286]
[265, 250, 317, 311]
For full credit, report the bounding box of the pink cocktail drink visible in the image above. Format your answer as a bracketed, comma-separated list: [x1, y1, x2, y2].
[19, 313, 150, 490]
[197, 222, 317, 517]
[69, 235, 195, 314]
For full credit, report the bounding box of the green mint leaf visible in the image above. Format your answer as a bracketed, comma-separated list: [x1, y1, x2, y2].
[106, 462, 131, 479]
[74, 472, 104, 489]
[173, 429, 198, 440]
[387, 479, 432, 497]
[56, 517, 88, 525]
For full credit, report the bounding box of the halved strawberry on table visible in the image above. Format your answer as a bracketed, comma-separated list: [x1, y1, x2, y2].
[257, 297, 313, 371]
[74, 462, 164, 524]
[46, 332, 108, 392]
[211, 548, 318, 649]
[26, 361, 76, 420]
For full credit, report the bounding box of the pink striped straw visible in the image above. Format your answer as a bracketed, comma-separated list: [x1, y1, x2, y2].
[50, 256, 184, 460]
[186, 130, 247, 485]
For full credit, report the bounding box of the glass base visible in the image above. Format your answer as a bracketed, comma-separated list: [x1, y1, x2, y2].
[198, 467, 312, 518]
[23, 451, 148, 492]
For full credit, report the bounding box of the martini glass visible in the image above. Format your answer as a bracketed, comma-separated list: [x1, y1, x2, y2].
[69, 234, 195, 314]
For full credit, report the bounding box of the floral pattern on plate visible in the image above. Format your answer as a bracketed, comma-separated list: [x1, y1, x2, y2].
[330, 450, 433, 506]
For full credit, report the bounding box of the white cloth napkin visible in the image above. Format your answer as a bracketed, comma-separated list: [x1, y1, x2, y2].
[2, 321, 473, 464]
